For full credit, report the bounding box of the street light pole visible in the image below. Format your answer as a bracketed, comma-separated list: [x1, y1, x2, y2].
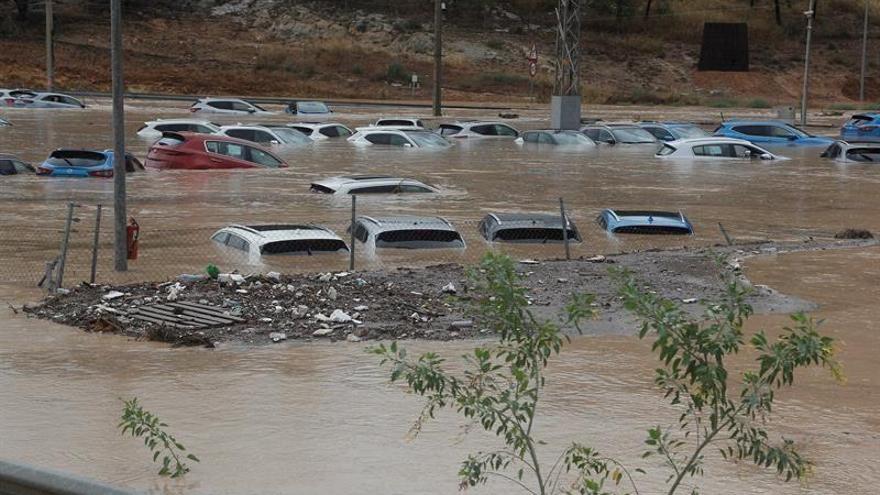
[860, 0, 869, 102]
[432, 0, 442, 117]
[800, 0, 816, 127]
[45, 0, 54, 91]
[111, 0, 127, 271]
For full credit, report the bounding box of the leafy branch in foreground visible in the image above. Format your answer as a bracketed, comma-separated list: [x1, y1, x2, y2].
[372, 252, 842, 495]
[615, 264, 842, 494]
[119, 398, 199, 478]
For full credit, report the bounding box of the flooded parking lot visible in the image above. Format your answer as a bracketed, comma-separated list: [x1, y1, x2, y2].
[1, 100, 879, 493]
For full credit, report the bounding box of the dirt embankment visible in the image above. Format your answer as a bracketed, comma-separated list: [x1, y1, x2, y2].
[23, 240, 874, 348]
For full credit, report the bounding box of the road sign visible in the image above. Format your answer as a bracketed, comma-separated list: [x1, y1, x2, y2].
[529, 61, 537, 77]
[527, 43, 538, 78]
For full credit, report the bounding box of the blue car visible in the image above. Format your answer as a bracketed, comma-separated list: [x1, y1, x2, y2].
[37, 149, 144, 178]
[714, 120, 834, 146]
[639, 122, 709, 142]
[841, 113, 880, 143]
[596, 209, 694, 235]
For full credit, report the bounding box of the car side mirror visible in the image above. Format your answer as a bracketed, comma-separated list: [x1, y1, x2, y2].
[270, 140, 280, 145]
[787, 135, 797, 141]
[403, 143, 413, 148]
[248, 108, 256, 114]
[760, 153, 773, 160]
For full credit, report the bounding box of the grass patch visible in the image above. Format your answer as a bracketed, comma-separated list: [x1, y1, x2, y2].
[748, 98, 771, 109]
[829, 102, 857, 111]
[386, 61, 411, 83]
[706, 97, 739, 108]
[486, 39, 505, 50]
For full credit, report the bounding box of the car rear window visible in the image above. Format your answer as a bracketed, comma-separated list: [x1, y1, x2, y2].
[377, 119, 414, 126]
[493, 227, 580, 242]
[156, 135, 185, 147]
[657, 144, 676, 155]
[376, 230, 464, 248]
[46, 150, 106, 167]
[612, 225, 692, 235]
[310, 183, 336, 193]
[846, 148, 880, 162]
[261, 239, 348, 255]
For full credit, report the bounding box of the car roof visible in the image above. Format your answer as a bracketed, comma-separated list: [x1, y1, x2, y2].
[197, 97, 252, 103]
[290, 122, 346, 128]
[482, 212, 572, 227]
[720, 120, 797, 127]
[355, 216, 456, 231]
[145, 118, 217, 126]
[313, 175, 427, 186]
[523, 129, 581, 134]
[161, 131, 285, 153]
[666, 137, 756, 147]
[851, 113, 880, 119]
[603, 209, 685, 220]
[218, 224, 342, 243]
[834, 140, 880, 148]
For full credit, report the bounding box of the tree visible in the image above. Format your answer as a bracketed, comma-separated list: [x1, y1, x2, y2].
[373, 253, 841, 494]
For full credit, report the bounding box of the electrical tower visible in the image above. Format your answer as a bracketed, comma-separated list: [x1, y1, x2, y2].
[551, 0, 581, 130]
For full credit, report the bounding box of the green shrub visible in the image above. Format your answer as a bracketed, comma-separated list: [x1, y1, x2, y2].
[748, 98, 771, 108]
[386, 61, 410, 83]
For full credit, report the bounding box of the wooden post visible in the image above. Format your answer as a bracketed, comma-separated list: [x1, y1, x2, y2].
[349, 195, 357, 272]
[56, 203, 76, 290]
[90, 205, 103, 284]
[111, 0, 127, 271]
[559, 197, 571, 260]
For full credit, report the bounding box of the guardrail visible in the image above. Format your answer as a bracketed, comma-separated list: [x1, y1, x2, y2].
[0, 460, 139, 495]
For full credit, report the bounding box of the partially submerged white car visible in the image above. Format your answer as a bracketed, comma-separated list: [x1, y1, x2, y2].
[347, 127, 451, 148]
[211, 224, 349, 260]
[310, 175, 438, 195]
[820, 140, 880, 163]
[515, 130, 597, 147]
[136, 119, 220, 139]
[218, 125, 312, 146]
[656, 137, 782, 160]
[3, 89, 85, 109]
[374, 117, 427, 128]
[190, 98, 271, 115]
[287, 122, 353, 140]
[438, 121, 519, 139]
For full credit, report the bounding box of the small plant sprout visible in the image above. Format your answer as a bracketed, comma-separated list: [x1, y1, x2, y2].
[119, 398, 199, 478]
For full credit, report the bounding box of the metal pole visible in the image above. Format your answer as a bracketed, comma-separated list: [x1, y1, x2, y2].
[800, 0, 816, 127]
[45, 0, 54, 91]
[349, 195, 356, 272]
[860, 0, 869, 102]
[111, 0, 127, 271]
[56, 203, 76, 290]
[90, 205, 103, 284]
[432, 0, 442, 117]
[559, 197, 571, 260]
[718, 222, 733, 246]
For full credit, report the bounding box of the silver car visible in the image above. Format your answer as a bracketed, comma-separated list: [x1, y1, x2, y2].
[6, 90, 85, 109]
[190, 98, 271, 115]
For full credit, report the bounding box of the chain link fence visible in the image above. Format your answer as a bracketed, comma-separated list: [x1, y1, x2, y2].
[0, 195, 839, 293]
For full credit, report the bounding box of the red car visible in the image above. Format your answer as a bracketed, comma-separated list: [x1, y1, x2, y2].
[145, 132, 288, 170]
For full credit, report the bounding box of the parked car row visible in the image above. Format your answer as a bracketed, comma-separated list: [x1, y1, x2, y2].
[210, 209, 695, 260]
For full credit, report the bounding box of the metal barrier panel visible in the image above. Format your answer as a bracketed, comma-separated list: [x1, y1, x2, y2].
[0, 460, 138, 495]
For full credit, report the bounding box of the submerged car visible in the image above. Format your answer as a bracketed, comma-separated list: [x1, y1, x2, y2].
[516, 130, 597, 147]
[145, 132, 287, 170]
[821, 141, 880, 163]
[36, 149, 144, 178]
[190, 98, 270, 115]
[840, 113, 880, 143]
[5, 91, 85, 109]
[351, 216, 465, 249]
[211, 224, 348, 259]
[437, 121, 519, 139]
[639, 122, 709, 142]
[581, 124, 658, 145]
[219, 125, 312, 146]
[0, 154, 35, 175]
[287, 122, 353, 140]
[137, 119, 220, 139]
[374, 117, 427, 128]
[310, 175, 438, 195]
[0, 117, 10, 127]
[348, 127, 451, 148]
[286, 101, 331, 115]
[656, 138, 781, 160]
[597, 209, 694, 235]
[714, 120, 834, 146]
[479, 213, 581, 243]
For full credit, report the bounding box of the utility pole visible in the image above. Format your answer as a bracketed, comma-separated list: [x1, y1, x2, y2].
[551, 0, 582, 130]
[45, 0, 54, 91]
[432, 0, 442, 117]
[800, 0, 816, 127]
[860, 0, 869, 102]
[111, 0, 127, 271]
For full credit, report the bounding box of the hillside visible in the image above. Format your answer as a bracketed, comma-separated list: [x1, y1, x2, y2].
[0, 0, 877, 107]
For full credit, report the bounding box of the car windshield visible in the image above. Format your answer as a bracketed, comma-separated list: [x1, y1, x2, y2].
[494, 227, 579, 242]
[405, 131, 450, 148]
[846, 148, 880, 162]
[46, 150, 106, 167]
[670, 125, 709, 139]
[271, 128, 311, 145]
[610, 127, 656, 143]
[298, 102, 330, 113]
[553, 132, 592, 145]
[261, 239, 348, 255]
[375, 229, 464, 249]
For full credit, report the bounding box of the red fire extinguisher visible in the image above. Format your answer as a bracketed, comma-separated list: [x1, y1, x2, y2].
[127, 217, 140, 260]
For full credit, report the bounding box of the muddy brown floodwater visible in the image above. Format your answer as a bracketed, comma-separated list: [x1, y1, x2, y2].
[1, 100, 879, 494]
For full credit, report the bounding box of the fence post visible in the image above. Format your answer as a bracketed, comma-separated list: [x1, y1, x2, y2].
[90, 205, 103, 284]
[349, 195, 357, 272]
[56, 203, 76, 290]
[718, 222, 733, 246]
[559, 197, 571, 260]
